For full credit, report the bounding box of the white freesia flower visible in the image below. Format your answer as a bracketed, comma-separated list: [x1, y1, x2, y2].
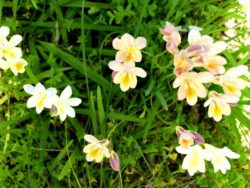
[52, 85, 82, 121]
[1, 34, 22, 62]
[108, 60, 147, 92]
[23, 83, 57, 114]
[176, 145, 210, 176]
[83, 134, 110, 163]
[204, 144, 240, 174]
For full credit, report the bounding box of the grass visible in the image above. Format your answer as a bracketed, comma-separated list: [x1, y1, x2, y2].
[0, 0, 249, 187]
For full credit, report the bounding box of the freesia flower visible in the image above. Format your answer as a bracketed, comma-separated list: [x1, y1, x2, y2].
[160, 22, 181, 54]
[1, 34, 22, 62]
[23, 83, 57, 114]
[173, 72, 213, 105]
[112, 33, 147, 63]
[204, 91, 239, 122]
[176, 145, 209, 176]
[109, 151, 120, 171]
[213, 65, 248, 97]
[8, 58, 28, 75]
[204, 144, 240, 174]
[108, 60, 147, 92]
[52, 85, 82, 121]
[173, 50, 194, 76]
[83, 134, 110, 163]
[188, 31, 227, 74]
[176, 126, 205, 149]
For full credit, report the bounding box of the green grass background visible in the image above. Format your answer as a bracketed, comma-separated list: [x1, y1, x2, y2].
[0, 0, 249, 187]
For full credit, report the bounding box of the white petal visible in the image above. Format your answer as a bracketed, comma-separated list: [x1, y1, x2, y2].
[223, 95, 240, 104]
[36, 83, 46, 92]
[135, 67, 147, 78]
[177, 84, 187, 100]
[112, 38, 123, 50]
[121, 33, 134, 46]
[8, 35, 22, 47]
[225, 65, 248, 78]
[208, 41, 227, 56]
[173, 77, 182, 88]
[36, 106, 44, 114]
[188, 30, 201, 44]
[60, 112, 67, 121]
[27, 96, 36, 108]
[65, 106, 75, 118]
[60, 86, 72, 100]
[187, 95, 198, 106]
[132, 50, 142, 62]
[108, 60, 122, 71]
[84, 135, 99, 143]
[176, 146, 190, 154]
[135, 37, 147, 49]
[0, 26, 10, 37]
[196, 72, 214, 83]
[67, 98, 82, 106]
[115, 50, 127, 63]
[23, 84, 35, 95]
[204, 98, 212, 107]
[0, 59, 10, 70]
[221, 147, 240, 159]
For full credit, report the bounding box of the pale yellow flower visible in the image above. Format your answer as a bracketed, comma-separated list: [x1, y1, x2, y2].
[204, 91, 239, 122]
[176, 145, 209, 176]
[83, 135, 110, 163]
[204, 144, 240, 174]
[108, 60, 147, 92]
[203, 55, 227, 75]
[173, 72, 213, 106]
[112, 33, 147, 63]
[173, 50, 194, 76]
[8, 58, 28, 75]
[160, 22, 181, 54]
[213, 65, 248, 97]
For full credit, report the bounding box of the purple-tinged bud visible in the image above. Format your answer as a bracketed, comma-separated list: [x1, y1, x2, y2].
[109, 151, 120, 171]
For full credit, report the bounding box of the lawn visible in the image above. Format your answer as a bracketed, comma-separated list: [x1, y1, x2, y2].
[0, 0, 249, 187]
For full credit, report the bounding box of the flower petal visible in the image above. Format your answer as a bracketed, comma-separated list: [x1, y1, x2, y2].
[108, 60, 122, 71]
[84, 134, 99, 143]
[135, 37, 147, 49]
[188, 29, 201, 44]
[0, 26, 10, 38]
[67, 98, 82, 106]
[208, 41, 227, 56]
[24, 84, 35, 95]
[112, 38, 123, 50]
[225, 65, 248, 78]
[8, 35, 22, 47]
[135, 67, 147, 78]
[60, 86, 72, 100]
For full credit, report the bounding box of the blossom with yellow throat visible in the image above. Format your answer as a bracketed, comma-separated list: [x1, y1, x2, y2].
[83, 135, 110, 163]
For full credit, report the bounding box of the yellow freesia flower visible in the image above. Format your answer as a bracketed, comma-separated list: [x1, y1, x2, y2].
[204, 144, 240, 174]
[204, 91, 239, 122]
[83, 135, 110, 163]
[108, 60, 147, 92]
[0, 26, 9, 47]
[214, 65, 248, 97]
[176, 145, 209, 176]
[112, 33, 147, 63]
[173, 72, 213, 106]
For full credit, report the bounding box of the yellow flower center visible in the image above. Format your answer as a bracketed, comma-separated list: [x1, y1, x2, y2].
[15, 62, 24, 72]
[121, 73, 130, 86]
[224, 83, 237, 93]
[181, 139, 192, 148]
[90, 148, 100, 158]
[128, 47, 135, 53]
[37, 93, 47, 108]
[213, 102, 222, 117]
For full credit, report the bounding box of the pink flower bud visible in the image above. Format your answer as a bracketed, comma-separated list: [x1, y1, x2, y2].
[109, 151, 120, 171]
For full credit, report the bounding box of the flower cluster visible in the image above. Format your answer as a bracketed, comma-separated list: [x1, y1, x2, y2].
[83, 134, 120, 171]
[23, 83, 81, 121]
[160, 22, 249, 121]
[176, 127, 240, 176]
[0, 26, 27, 75]
[108, 33, 147, 92]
